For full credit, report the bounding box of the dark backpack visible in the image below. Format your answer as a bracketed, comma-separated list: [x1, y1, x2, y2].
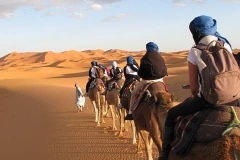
[195, 40, 240, 104]
[114, 67, 123, 79]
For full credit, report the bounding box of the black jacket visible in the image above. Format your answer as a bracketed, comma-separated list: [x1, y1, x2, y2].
[138, 50, 168, 80]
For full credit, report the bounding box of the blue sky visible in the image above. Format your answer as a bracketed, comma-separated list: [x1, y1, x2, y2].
[0, 0, 240, 57]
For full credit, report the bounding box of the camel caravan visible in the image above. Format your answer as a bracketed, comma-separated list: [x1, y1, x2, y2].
[79, 15, 240, 160]
[80, 54, 240, 160]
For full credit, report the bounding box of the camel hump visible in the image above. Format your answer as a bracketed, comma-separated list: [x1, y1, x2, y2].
[147, 81, 169, 94]
[196, 106, 240, 142]
[172, 105, 240, 155]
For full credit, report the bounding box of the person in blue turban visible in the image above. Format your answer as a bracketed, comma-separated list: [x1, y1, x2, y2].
[104, 61, 123, 91]
[146, 41, 159, 52]
[118, 56, 140, 101]
[124, 42, 168, 120]
[159, 15, 239, 160]
[189, 15, 231, 46]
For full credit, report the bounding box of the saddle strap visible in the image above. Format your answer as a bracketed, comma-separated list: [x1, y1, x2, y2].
[222, 106, 240, 136]
[161, 82, 169, 92]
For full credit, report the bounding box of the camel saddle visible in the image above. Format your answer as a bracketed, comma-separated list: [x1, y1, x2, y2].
[171, 105, 240, 155]
[89, 80, 96, 89]
[89, 78, 105, 90]
[107, 80, 117, 91]
[132, 81, 168, 111]
[121, 80, 138, 98]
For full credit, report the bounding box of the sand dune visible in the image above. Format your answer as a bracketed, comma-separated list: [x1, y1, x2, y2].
[0, 48, 239, 160]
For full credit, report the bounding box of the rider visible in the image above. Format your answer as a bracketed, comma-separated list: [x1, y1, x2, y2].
[119, 56, 140, 99]
[106, 61, 123, 90]
[85, 60, 98, 96]
[124, 42, 168, 120]
[159, 15, 240, 160]
[98, 63, 109, 84]
[98, 63, 108, 77]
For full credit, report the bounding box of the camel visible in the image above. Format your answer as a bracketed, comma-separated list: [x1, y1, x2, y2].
[105, 78, 125, 131]
[134, 87, 240, 160]
[132, 82, 172, 160]
[168, 105, 240, 160]
[120, 80, 139, 144]
[101, 76, 111, 116]
[88, 78, 106, 126]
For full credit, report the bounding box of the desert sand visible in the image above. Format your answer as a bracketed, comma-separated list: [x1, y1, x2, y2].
[0, 49, 238, 160]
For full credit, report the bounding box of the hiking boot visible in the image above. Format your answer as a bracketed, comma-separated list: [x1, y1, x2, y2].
[158, 127, 174, 160]
[124, 114, 133, 120]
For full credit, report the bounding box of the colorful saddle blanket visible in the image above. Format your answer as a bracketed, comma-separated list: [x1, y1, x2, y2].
[131, 81, 168, 111]
[171, 105, 240, 155]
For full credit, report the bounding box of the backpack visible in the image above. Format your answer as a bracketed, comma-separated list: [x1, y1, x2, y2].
[195, 40, 240, 104]
[114, 67, 123, 79]
[105, 67, 111, 76]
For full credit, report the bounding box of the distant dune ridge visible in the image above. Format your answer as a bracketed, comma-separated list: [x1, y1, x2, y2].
[0, 49, 185, 69]
[1, 49, 239, 70]
[0, 48, 238, 79]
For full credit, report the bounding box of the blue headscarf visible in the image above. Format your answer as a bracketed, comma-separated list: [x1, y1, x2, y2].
[91, 61, 97, 66]
[127, 56, 134, 65]
[146, 42, 159, 52]
[189, 15, 231, 47]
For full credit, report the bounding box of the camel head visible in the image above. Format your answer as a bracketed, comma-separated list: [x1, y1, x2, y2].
[150, 91, 173, 111]
[95, 78, 105, 92]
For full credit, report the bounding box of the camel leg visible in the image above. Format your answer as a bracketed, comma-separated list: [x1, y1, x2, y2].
[93, 105, 99, 125]
[146, 114, 162, 157]
[147, 135, 153, 160]
[103, 101, 111, 117]
[136, 131, 142, 154]
[96, 101, 101, 126]
[90, 101, 98, 122]
[139, 130, 153, 160]
[96, 93, 104, 126]
[109, 104, 117, 130]
[122, 109, 128, 132]
[118, 108, 125, 137]
[100, 105, 106, 124]
[97, 107, 100, 126]
[100, 96, 106, 124]
[131, 120, 137, 144]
